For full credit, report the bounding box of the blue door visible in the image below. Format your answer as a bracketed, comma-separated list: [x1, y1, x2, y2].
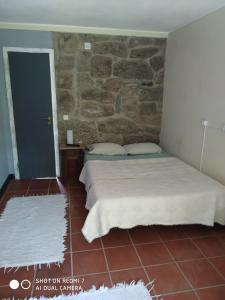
[8, 51, 56, 178]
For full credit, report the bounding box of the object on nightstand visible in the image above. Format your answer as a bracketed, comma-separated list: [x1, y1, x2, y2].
[66, 130, 73, 145]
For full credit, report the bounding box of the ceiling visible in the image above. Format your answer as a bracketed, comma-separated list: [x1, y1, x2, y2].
[0, 0, 225, 35]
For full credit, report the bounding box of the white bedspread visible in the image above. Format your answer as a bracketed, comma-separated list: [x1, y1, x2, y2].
[79, 157, 225, 242]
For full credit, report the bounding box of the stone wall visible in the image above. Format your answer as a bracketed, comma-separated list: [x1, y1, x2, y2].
[54, 33, 166, 145]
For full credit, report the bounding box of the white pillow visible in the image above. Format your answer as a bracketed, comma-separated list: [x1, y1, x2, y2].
[88, 143, 126, 155]
[123, 143, 162, 155]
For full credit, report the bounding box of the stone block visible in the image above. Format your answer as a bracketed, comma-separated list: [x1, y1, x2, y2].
[130, 47, 159, 59]
[113, 60, 153, 80]
[81, 88, 115, 104]
[128, 37, 154, 48]
[154, 70, 164, 85]
[93, 41, 127, 57]
[80, 102, 114, 118]
[77, 51, 92, 72]
[139, 102, 157, 115]
[98, 134, 123, 144]
[57, 90, 74, 113]
[150, 55, 164, 71]
[140, 87, 163, 102]
[57, 72, 73, 89]
[57, 33, 79, 54]
[103, 78, 124, 93]
[98, 117, 140, 135]
[57, 56, 75, 70]
[91, 55, 112, 78]
[79, 34, 127, 43]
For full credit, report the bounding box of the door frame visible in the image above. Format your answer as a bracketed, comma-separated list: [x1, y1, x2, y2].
[3, 47, 60, 179]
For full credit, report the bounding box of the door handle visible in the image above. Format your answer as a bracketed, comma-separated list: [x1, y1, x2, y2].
[42, 116, 52, 125]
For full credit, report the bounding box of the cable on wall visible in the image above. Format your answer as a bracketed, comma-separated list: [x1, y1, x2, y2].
[200, 120, 208, 172]
[200, 120, 225, 172]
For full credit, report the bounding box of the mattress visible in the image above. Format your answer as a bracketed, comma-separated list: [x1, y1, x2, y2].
[79, 156, 225, 242]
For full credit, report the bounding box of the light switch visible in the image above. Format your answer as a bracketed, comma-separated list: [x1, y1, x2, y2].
[84, 42, 91, 50]
[63, 115, 69, 121]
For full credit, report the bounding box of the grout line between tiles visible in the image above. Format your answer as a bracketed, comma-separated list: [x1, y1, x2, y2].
[30, 267, 37, 297]
[153, 226, 201, 300]
[100, 238, 113, 287]
[195, 282, 225, 291]
[127, 229, 158, 298]
[156, 282, 225, 298]
[47, 180, 51, 195]
[68, 187, 74, 278]
[190, 237, 225, 281]
[25, 179, 32, 196]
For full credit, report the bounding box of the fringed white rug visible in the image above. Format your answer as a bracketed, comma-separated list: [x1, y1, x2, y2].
[0, 194, 67, 268]
[30, 282, 152, 300]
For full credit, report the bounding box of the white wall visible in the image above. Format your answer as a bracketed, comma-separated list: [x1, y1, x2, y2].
[161, 7, 225, 184]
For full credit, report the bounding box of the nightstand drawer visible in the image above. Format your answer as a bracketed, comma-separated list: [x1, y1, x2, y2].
[60, 145, 84, 179]
[62, 149, 80, 158]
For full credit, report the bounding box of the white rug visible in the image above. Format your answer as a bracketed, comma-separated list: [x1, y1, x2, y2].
[30, 282, 152, 300]
[0, 194, 67, 268]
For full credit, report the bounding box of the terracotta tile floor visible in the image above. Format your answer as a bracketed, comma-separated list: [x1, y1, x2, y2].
[0, 178, 225, 299]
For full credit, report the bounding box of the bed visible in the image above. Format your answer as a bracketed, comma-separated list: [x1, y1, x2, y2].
[79, 151, 225, 242]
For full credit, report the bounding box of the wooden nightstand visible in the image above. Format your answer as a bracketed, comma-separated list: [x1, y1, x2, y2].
[59, 144, 85, 180]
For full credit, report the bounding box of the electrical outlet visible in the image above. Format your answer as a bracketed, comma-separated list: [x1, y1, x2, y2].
[202, 120, 209, 127]
[84, 42, 91, 50]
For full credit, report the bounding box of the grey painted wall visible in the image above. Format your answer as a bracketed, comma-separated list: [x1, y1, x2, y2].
[0, 29, 53, 187]
[161, 7, 225, 184]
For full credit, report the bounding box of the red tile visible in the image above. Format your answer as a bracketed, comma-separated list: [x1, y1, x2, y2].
[74, 273, 111, 290]
[70, 195, 86, 208]
[166, 239, 203, 261]
[35, 253, 71, 279]
[71, 233, 102, 252]
[73, 250, 107, 275]
[49, 179, 66, 194]
[105, 245, 140, 270]
[179, 259, 224, 288]
[146, 263, 190, 294]
[193, 237, 225, 257]
[26, 189, 49, 195]
[0, 191, 28, 213]
[197, 285, 225, 300]
[110, 267, 148, 285]
[217, 234, 225, 247]
[70, 217, 85, 233]
[129, 226, 160, 244]
[102, 229, 131, 248]
[70, 187, 86, 197]
[8, 179, 31, 191]
[163, 291, 198, 300]
[33, 279, 73, 297]
[49, 188, 63, 195]
[2, 190, 27, 202]
[69, 181, 85, 190]
[0, 266, 35, 286]
[182, 225, 213, 238]
[0, 285, 32, 299]
[136, 243, 172, 266]
[64, 233, 71, 252]
[29, 179, 50, 189]
[210, 257, 225, 278]
[70, 205, 88, 218]
[155, 225, 187, 241]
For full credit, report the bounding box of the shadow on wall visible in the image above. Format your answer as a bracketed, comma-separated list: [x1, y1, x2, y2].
[54, 33, 166, 146]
